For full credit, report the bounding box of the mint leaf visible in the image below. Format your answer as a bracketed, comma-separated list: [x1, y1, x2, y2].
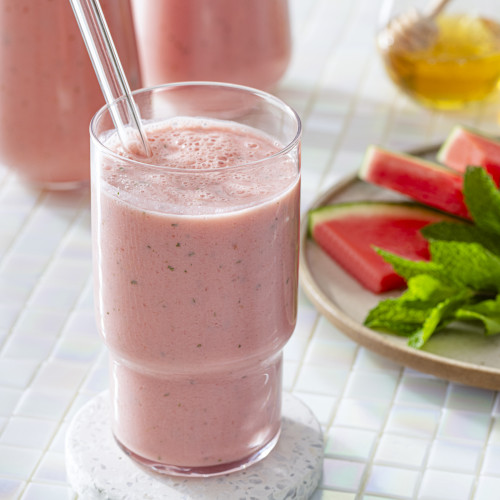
[402, 274, 459, 303]
[364, 312, 423, 335]
[364, 298, 432, 335]
[463, 166, 500, 234]
[408, 291, 470, 348]
[364, 275, 460, 336]
[376, 239, 500, 291]
[429, 240, 500, 291]
[455, 295, 500, 335]
[375, 247, 444, 282]
[421, 222, 500, 257]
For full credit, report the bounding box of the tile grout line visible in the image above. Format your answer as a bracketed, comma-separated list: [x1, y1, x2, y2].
[0, 190, 90, 350]
[1, 194, 92, 497]
[13, 274, 97, 499]
[353, 362, 405, 499]
[468, 392, 499, 499]
[0, 183, 48, 357]
[288, 310, 321, 394]
[316, 52, 383, 193]
[411, 380, 454, 499]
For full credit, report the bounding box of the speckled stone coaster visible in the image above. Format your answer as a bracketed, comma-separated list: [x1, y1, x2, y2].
[65, 391, 323, 500]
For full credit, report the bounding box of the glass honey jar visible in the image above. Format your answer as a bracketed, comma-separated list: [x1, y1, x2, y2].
[377, 0, 500, 109]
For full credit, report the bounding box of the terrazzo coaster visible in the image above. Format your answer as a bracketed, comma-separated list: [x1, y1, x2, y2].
[65, 391, 324, 500]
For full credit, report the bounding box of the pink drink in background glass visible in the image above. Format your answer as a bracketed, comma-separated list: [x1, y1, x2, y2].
[131, 0, 291, 91]
[0, 0, 140, 189]
[91, 83, 301, 476]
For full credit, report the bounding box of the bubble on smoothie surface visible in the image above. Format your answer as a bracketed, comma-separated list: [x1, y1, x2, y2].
[102, 117, 297, 212]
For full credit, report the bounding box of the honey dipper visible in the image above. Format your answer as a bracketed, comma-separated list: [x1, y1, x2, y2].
[379, 0, 452, 52]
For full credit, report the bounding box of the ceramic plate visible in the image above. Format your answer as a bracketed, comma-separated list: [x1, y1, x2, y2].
[299, 145, 500, 390]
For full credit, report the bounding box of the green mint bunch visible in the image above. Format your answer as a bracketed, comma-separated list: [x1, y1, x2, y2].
[364, 166, 500, 349]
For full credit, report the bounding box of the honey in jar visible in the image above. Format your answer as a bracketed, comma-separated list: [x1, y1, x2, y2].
[377, 14, 500, 109]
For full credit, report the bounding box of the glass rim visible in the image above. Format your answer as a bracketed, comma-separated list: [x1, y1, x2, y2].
[90, 81, 302, 174]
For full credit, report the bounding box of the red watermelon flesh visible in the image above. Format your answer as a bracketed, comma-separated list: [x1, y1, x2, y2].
[359, 145, 469, 219]
[308, 201, 455, 294]
[437, 125, 500, 186]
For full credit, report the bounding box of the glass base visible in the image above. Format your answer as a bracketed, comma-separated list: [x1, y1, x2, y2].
[66, 391, 323, 498]
[114, 427, 282, 478]
[36, 179, 90, 191]
[12, 171, 90, 191]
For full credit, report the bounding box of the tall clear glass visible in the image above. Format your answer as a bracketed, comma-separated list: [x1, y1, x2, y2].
[90, 82, 301, 476]
[0, 0, 141, 189]
[131, 0, 291, 91]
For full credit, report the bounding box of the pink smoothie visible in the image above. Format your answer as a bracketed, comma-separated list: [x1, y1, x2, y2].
[93, 117, 300, 470]
[0, 0, 140, 187]
[131, 0, 291, 90]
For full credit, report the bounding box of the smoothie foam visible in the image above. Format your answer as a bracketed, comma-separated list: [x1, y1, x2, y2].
[93, 117, 300, 469]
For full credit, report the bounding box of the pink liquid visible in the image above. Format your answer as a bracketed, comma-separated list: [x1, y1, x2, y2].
[131, 0, 291, 91]
[0, 0, 140, 188]
[93, 118, 300, 473]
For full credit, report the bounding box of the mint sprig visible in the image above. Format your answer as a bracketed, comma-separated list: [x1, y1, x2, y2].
[455, 296, 500, 335]
[421, 222, 500, 256]
[464, 165, 500, 234]
[364, 166, 500, 348]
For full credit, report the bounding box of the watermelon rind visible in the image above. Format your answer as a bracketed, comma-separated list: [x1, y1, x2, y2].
[358, 145, 468, 218]
[307, 200, 458, 293]
[437, 125, 500, 186]
[436, 125, 463, 165]
[307, 200, 451, 238]
[437, 124, 500, 167]
[359, 145, 455, 180]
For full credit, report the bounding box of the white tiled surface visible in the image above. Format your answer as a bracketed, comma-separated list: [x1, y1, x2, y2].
[2, 0, 500, 498]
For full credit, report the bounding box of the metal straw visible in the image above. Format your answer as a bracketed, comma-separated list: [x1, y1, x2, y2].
[69, 0, 152, 157]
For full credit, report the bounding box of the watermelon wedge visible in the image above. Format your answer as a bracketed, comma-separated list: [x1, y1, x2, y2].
[359, 145, 469, 219]
[437, 125, 500, 186]
[308, 201, 455, 294]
